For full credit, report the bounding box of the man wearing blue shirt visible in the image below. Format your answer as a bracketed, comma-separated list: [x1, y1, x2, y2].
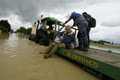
[63, 12, 89, 51]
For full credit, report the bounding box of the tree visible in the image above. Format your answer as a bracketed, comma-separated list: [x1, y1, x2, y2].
[0, 20, 11, 32]
[26, 28, 32, 34]
[0, 25, 9, 32]
[19, 27, 27, 33]
[17, 27, 32, 34]
[0, 20, 11, 31]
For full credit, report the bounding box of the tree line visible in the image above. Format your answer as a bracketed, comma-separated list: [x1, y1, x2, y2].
[16, 27, 32, 34]
[91, 40, 113, 45]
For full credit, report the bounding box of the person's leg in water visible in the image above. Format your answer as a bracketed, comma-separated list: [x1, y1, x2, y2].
[43, 43, 55, 55]
[44, 43, 66, 58]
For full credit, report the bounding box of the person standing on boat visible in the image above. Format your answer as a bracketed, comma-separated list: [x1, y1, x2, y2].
[63, 12, 89, 51]
[82, 12, 96, 48]
[43, 25, 76, 58]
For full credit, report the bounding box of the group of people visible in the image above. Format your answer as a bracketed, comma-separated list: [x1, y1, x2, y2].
[42, 12, 96, 58]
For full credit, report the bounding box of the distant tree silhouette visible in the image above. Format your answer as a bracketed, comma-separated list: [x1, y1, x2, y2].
[18, 27, 26, 33]
[0, 20, 11, 32]
[91, 40, 111, 44]
[17, 27, 32, 34]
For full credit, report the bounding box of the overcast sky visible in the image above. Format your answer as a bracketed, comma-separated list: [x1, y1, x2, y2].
[0, 0, 120, 43]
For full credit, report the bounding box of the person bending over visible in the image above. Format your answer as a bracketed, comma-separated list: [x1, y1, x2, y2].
[63, 12, 89, 51]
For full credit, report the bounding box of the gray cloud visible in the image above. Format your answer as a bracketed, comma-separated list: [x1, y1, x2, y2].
[1, 0, 120, 43]
[101, 21, 120, 27]
[0, 0, 102, 22]
[0, 0, 80, 22]
[0, 0, 120, 22]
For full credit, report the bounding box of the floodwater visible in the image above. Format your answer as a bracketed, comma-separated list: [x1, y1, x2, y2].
[0, 33, 98, 80]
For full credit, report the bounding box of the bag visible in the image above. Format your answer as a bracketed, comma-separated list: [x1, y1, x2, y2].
[83, 13, 96, 28]
[54, 32, 65, 43]
[89, 17, 96, 28]
[54, 36, 61, 43]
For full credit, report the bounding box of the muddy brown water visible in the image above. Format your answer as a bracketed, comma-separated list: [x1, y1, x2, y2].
[0, 33, 99, 80]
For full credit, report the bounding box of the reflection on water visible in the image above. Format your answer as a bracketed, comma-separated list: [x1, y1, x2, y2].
[0, 33, 10, 40]
[0, 33, 98, 80]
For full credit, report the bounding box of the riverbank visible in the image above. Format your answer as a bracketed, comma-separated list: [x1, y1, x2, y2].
[90, 42, 120, 49]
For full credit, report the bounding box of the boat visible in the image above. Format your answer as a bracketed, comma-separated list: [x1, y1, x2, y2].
[58, 48, 120, 80]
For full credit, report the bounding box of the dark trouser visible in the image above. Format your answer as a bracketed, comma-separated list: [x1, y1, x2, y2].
[77, 21, 89, 50]
[77, 28, 89, 50]
[87, 27, 91, 48]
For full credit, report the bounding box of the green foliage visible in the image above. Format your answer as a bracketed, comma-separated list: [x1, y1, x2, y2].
[17, 27, 32, 34]
[0, 25, 9, 32]
[0, 20, 11, 32]
[91, 40, 111, 45]
[26, 28, 32, 34]
[19, 27, 26, 33]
